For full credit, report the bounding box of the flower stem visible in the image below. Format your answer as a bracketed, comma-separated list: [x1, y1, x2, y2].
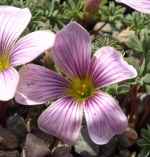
[0, 101, 8, 124]
[129, 85, 138, 127]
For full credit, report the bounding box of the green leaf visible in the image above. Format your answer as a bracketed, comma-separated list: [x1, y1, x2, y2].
[140, 146, 150, 157]
[125, 33, 143, 54]
[105, 84, 130, 95]
[137, 139, 150, 147]
[92, 37, 121, 54]
[99, 1, 125, 29]
[145, 85, 150, 95]
[140, 58, 145, 77]
[117, 85, 130, 94]
[123, 11, 150, 31]
[61, 0, 84, 21]
[141, 129, 150, 142]
[125, 56, 140, 74]
[143, 73, 150, 83]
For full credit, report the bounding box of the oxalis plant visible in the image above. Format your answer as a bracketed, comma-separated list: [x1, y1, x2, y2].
[0, 0, 150, 155]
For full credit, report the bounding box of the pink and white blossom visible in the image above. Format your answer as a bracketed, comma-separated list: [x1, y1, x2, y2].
[116, 0, 150, 14]
[15, 22, 137, 145]
[0, 6, 55, 101]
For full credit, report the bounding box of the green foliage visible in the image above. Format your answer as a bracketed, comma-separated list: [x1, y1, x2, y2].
[123, 11, 150, 31]
[30, 0, 69, 31]
[125, 56, 140, 75]
[125, 33, 143, 54]
[61, 0, 84, 21]
[0, 0, 83, 31]
[99, 1, 126, 29]
[92, 37, 121, 53]
[125, 29, 150, 54]
[125, 29, 150, 92]
[104, 84, 131, 95]
[137, 125, 150, 157]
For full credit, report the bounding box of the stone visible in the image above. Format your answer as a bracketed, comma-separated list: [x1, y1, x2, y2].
[5, 116, 27, 143]
[50, 145, 71, 157]
[116, 126, 138, 147]
[136, 93, 150, 115]
[101, 137, 116, 156]
[0, 125, 19, 150]
[20, 133, 50, 157]
[114, 27, 134, 43]
[27, 116, 54, 146]
[94, 22, 112, 33]
[119, 149, 131, 157]
[74, 125, 99, 157]
[62, 154, 74, 157]
[0, 150, 19, 157]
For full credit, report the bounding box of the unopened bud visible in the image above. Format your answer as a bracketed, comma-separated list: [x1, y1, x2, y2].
[84, 0, 101, 14]
[43, 51, 55, 71]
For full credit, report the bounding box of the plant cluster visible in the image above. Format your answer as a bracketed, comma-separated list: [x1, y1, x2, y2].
[0, 0, 150, 155]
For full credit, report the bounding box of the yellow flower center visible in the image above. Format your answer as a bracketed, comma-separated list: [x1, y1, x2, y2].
[68, 78, 94, 101]
[0, 55, 10, 72]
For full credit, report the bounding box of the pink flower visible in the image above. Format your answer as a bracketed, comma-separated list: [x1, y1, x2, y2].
[116, 0, 150, 14]
[15, 22, 137, 145]
[0, 6, 55, 101]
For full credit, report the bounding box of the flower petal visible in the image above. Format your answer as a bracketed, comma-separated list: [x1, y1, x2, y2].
[89, 46, 137, 88]
[84, 92, 128, 144]
[116, 0, 150, 14]
[0, 67, 19, 101]
[38, 97, 83, 145]
[0, 6, 25, 13]
[10, 30, 55, 66]
[0, 7, 31, 56]
[15, 64, 69, 105]
[52, 22, 91, 79]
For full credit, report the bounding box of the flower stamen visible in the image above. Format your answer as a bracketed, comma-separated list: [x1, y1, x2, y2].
[0, 56, 10, 72]
[0, 62, 2, 71]
[68, 79, 94, 100]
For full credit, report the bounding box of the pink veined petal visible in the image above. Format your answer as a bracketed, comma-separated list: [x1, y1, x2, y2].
[15, 64, 70, 105]
[52, 22, 91, 79]
[0, 6, 24, 13]
[115, 0, 150, 14]
[84, 92, 128, 144]
[0, 7, 31, 56]
[38, 97, 83, 145]
[0, 67, 19, 101]
[89, 46, 137, 88]
[10, 30, 55, 66]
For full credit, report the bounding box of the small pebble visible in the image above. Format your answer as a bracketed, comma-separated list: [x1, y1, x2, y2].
[101, 137, 116, 156]
[5, 116, 27, 143]
[74, 125, 99, 157]
[116, 126, 138, 147]
[0, 150, 19, 157]
[50, 145, 71, 157]
[21, 133, 50, 157]
[119, 149, 131, 157]
[0, 125, 19, 150]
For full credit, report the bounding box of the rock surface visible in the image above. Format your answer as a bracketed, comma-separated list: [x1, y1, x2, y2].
[20, 133, 50, 157]
[74, 126, 99, 157]
[50, 145, 71, 157]
[0, 125, 19, 150]
[27, 116, 54, 146]
[116, 126, 138, 147]
[0, 150, 19, 157]
[101, 137, 116, 156]
[5, 116, 27, 143]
